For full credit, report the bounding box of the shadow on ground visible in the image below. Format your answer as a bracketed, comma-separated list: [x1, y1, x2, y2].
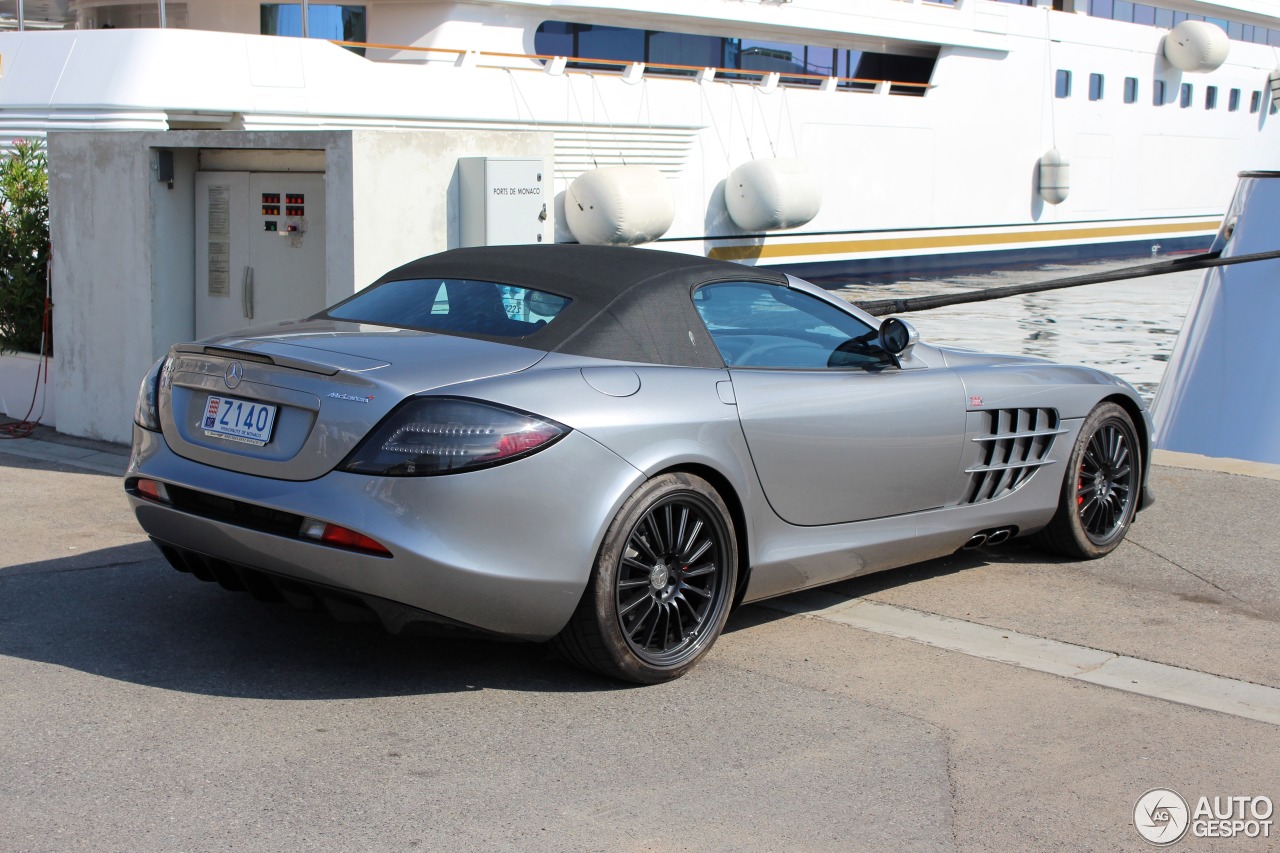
[726, 541, 1059, 634]
[2, 539, 1048, 700]
[0, 544, 617, 699]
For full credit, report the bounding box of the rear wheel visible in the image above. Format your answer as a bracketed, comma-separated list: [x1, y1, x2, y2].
[1037, 402, 1141, 559]
[552, 473, 737, 683]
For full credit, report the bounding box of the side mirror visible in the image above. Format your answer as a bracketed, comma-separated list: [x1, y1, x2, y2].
[878, 317, 918, 357]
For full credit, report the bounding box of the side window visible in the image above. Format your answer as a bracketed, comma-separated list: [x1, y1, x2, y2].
[692, 282, 888, 369]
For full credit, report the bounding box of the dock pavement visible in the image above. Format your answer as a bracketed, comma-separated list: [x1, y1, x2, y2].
[2, 418, 1278, 851]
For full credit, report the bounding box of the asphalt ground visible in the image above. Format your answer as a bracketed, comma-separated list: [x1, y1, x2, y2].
[1, 423, 1278, 852]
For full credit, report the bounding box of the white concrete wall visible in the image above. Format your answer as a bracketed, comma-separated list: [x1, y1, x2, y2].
[348, 130, 553, 289]
[49, 133, 158, 445]
[47, 128, 554, 445]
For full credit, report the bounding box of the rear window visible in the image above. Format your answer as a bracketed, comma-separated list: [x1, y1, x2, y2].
[324, 278, 571, 338]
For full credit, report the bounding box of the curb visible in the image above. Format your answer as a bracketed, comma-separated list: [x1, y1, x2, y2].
[1152, 449, 1280, 481]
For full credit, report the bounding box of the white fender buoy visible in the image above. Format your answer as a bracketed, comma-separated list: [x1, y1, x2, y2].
[1163, 20, 1229, 73]
[724, 158, 822, 231]
[1038, 149, 1070, 205]
[564, 166, 675, 246]
[1269, 67, 1280, 112]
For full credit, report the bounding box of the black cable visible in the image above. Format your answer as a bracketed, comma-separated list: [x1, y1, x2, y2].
[853, 247, 1280, 317]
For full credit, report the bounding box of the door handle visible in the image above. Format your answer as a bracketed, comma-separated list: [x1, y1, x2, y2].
[242, 266, 254, 319]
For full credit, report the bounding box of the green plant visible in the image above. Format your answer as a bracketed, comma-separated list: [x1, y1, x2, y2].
[0, 138, 51, 355]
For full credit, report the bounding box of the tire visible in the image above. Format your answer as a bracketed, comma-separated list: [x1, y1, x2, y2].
[551, 472, 737, 684]
[1037, 402, 1141, 559]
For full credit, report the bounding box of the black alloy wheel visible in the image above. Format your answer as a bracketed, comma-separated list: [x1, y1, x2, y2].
[1037, 402, 1141, 559]
[551, 472, 737, 683]
[614, 492, 731, 667]
[1076, 417, 1137, 545]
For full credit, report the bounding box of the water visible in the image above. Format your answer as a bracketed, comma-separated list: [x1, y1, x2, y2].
[832, 259, 1203, 402]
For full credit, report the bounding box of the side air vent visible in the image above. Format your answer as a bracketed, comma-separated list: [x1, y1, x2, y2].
[964, 408, 1065, 504]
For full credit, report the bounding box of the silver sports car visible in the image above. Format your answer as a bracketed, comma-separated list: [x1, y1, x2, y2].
[126, 245, 1152, 683]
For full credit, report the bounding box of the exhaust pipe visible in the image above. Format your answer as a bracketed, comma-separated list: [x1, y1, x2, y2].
[963, 533, 988, 550]
[985, 528, 1013, 546]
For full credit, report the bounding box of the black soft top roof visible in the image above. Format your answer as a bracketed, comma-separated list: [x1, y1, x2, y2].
[370, 244, 788, 368]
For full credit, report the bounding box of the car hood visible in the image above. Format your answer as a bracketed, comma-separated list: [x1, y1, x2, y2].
[160, 319, 548, 481]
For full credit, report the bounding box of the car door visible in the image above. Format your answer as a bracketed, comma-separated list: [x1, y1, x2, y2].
[694, 281, 967, 526]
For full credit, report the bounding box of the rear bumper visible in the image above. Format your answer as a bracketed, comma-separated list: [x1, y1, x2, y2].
[126, 425, 643, 640]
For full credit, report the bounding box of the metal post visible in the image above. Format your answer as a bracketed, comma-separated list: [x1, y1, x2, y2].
[300, 0, 309, 37]
[158, 0, 167, 28]
[17, 0, 24, 32]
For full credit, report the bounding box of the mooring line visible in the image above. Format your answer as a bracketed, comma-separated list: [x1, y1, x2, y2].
[854, 247, 1280, 316]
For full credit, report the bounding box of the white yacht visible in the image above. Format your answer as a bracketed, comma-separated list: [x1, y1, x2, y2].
[2, 0, 1279, 280]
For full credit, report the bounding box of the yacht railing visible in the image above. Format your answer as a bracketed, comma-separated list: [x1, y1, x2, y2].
[329, 41, 931, 96]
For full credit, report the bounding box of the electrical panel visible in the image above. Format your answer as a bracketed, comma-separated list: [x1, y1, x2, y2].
[458, 158, 547, 247]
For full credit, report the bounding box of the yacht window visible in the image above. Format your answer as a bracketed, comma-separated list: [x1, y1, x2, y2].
[731, 39, 807, 73]
[647, 31, 723, 71]
[83, 3, 190, 28]
[1124, 77, 1138, 104]
[1056, 70, 1072, 99]
[1085, 1, 1280, 46]
[1205, 86, 1218, 110]
[535, 21, 576, 58]
[533, 21, 937, 94]
[1180, 83, 1193, 108]
[1152, 79, 1166, 106]
[1089, 73, 1104, 101]
[260, 4, 366, 41]
[1229, 88, 1241, 111]
[853, 52, 935, 95]
[1251, 91, 1263, 113]
[578, 25, 645, 63]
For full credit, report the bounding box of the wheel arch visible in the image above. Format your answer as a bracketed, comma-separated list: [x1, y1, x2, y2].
[649, 461, 753, 609]
[1101, 392, 1152, 509]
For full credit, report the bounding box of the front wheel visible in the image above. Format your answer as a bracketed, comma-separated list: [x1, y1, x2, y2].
[552, 473, 737, 683]
[1037, 402, 1141, 559]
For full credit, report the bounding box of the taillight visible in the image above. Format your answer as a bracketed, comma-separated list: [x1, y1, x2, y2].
[133, 356, 172, 432]
[339, 397, 568, 476]
[300, 518, 391, 556]
[131, 478, 171, 503]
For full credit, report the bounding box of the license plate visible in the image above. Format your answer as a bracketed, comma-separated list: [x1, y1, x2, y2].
[202, 395, 278, 446]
